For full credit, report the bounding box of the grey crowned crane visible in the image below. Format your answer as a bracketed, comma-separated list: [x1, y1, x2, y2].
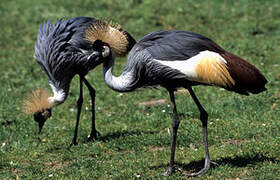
[88, 25, 267, 176]
[22, 17, 135, 145]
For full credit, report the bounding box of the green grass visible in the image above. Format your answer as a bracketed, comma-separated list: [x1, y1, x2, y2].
[1, 0, 280, 179]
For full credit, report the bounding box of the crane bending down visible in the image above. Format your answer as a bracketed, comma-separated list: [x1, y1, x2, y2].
[22, 17, 135, 145]
[90, 28, 267, 176]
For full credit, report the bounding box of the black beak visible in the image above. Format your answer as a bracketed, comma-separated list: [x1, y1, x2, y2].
[38, 121, 45, 134]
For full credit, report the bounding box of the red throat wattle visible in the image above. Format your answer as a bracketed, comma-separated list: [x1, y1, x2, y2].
[103, 58, 109, 67]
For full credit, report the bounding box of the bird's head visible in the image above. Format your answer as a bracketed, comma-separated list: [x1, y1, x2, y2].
[22, 89, 54, 134]
[84, 20, 136, 62]
[87, 40, 112, 66]
[34, 108, 52, 134]
[87, 40, 110, 61]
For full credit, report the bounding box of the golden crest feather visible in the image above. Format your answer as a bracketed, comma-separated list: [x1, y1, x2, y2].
[22, 89, 52, 114]
[85, 20, 131, 57]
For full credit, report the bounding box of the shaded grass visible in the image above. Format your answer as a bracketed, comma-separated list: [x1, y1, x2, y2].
[1, 0, 280, 179]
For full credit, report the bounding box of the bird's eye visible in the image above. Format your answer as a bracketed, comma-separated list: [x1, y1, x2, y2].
[102, 46, 110, 57]
[42, 109, 51, 119]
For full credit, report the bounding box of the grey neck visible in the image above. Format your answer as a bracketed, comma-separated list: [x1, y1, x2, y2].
[103, 56, 135, 92]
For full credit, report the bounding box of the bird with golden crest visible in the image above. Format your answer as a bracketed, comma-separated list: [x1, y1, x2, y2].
[22, 17, 135, 145]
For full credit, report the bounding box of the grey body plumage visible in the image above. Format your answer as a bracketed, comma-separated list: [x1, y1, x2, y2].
[34, 17, 100, 95]
[104, 30, 218, 91]
[98, 30, 267, 176]
[30, 17, 135, 145]
[121, 47, 187, 90]
[32, 17, 107, 145]
[137, 30, 222, 60]
[104, 30, 266, 94]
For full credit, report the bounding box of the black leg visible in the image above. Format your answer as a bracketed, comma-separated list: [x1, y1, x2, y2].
[184, 87, 216, 177]
[71, 76, 84, 146]
[163, 90, 180, 176]
[82, 77, 101, 141]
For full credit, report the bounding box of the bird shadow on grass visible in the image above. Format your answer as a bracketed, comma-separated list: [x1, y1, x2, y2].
[1, 120, 16, 126]
[82, 130, 157, 143]
[150, 154, 278, 174]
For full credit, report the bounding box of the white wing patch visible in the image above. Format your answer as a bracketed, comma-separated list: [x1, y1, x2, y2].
[154, 50, 235, 87]
[154, 53, 200, 81]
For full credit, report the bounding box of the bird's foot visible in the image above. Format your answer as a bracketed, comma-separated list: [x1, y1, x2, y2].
[87, 130, 101, 142]
[37, 136, 42, 142]
[210, 160, 218, 166]
[162, 166, 175, 176]
[68, 140, 78, 149]
[183, 160, 217, 177]
[183, 166, 209, 177]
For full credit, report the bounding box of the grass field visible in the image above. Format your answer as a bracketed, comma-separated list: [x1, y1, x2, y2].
[0, 0, 280, 179]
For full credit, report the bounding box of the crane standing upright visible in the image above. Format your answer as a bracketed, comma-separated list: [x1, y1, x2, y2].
[87, 23, 267, 176]
[23, 17, 136, 145]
